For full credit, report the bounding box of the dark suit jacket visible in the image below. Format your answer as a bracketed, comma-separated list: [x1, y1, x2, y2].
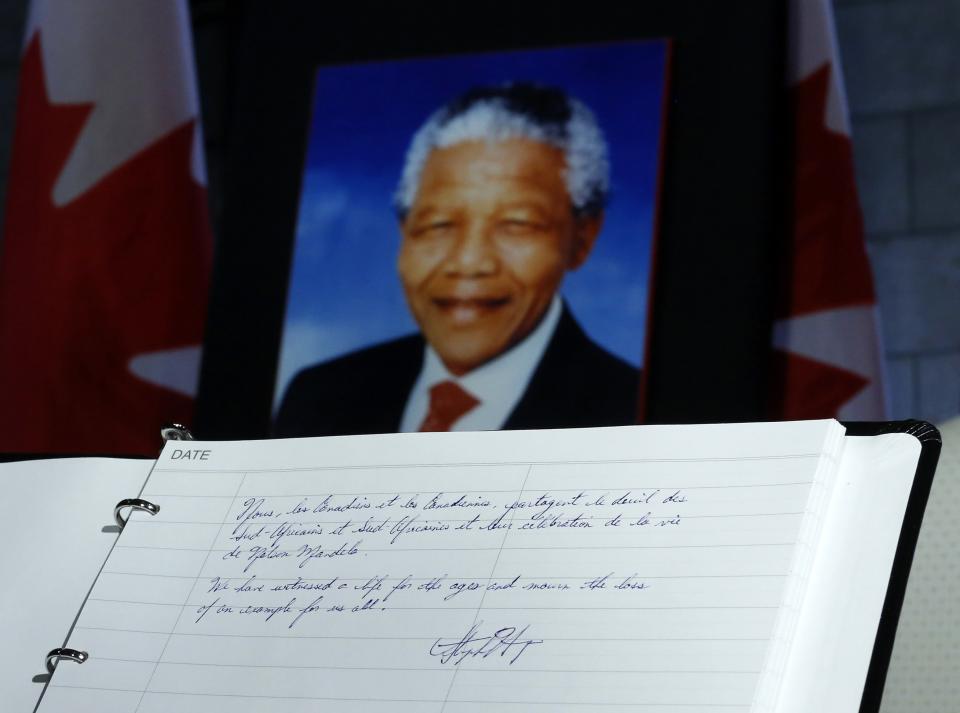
[273, 306, 640, 437]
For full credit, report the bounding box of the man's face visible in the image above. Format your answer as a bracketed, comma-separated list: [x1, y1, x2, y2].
[398, 137, 601, 376]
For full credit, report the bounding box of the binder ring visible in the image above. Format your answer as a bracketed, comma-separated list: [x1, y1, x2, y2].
[46, 648, 88, 673]
[161, 423, 194, 441]
[114, 498, 160, 528]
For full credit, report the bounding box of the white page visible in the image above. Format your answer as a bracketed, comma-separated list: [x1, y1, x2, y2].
[0, 457, 153, 713]
[37, 421, 843, 713]
[774, 433, 921, 713]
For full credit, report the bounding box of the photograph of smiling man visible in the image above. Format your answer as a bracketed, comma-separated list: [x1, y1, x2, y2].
[273, 42, 669, 437]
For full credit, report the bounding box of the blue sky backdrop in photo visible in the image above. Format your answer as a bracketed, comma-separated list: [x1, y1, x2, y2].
[275, 40, 669, 408]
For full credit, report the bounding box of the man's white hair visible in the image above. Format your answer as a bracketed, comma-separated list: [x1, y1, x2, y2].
[394, 83, 610, 218]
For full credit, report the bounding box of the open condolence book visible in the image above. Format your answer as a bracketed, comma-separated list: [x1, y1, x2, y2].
[19, 419, 938, 712]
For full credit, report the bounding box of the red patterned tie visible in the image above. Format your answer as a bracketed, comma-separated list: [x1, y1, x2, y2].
[418, 380, 480, 432]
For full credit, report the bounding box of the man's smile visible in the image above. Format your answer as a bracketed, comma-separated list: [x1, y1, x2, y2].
[431, 296, 512, 324]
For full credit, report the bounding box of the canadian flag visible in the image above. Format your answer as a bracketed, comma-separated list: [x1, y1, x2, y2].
[772, 0, 889, 420]
[0, 0, 212, 454]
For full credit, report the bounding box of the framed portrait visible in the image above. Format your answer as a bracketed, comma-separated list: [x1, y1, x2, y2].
[196, 1, 787, 438]
[270, 41, 669, 436]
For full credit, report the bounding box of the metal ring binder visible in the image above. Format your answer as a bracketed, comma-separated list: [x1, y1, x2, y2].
[113, 498, 160, 528]
[161, 423, 195, 441]
[45, 648, 88, 673]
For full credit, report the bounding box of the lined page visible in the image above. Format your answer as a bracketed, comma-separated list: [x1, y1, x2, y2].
[0, 457, 152, 713]
[38, 420, 845, 713]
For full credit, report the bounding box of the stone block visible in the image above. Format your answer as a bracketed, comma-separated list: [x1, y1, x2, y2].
[851, 115, 910, 235]
[884, 354, 915, 419]
[911, 108, 960, 229]
[868, 234, 960, 352]
[916, 350, 960, 422]
[836, 0, 960, 115]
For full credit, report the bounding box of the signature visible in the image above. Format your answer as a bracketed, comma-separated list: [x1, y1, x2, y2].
[429, 622, 543, 665]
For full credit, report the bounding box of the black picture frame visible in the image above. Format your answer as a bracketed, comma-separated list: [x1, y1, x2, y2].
[195, 0, 788, 439]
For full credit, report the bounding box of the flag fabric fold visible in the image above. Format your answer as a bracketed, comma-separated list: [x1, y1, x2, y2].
[774, 0, 888, 420]
[0, 0, 212, 454]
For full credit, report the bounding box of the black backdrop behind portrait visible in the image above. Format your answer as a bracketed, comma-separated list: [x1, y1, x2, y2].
[194, 0, 788, 439]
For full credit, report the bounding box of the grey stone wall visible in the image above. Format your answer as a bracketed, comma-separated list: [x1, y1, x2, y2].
[837, 0, 960, 423]
[837, 7, 960, 709]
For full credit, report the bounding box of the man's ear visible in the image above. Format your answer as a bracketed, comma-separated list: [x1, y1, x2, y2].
[568, 213, 603, 270]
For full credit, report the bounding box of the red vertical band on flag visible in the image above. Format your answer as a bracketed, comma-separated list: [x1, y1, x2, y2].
[0, 35, 212, 454]
[784, 65, 876, 318]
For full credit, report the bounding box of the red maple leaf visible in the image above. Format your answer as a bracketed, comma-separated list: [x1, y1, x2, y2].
[0, 34, 212, 455]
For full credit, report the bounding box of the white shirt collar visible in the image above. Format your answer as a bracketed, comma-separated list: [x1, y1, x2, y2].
[399, 296, 563, 432]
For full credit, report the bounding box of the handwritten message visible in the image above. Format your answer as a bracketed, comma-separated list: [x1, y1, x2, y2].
[42, 424, 837, 711]
[192, 487, 687, 662]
